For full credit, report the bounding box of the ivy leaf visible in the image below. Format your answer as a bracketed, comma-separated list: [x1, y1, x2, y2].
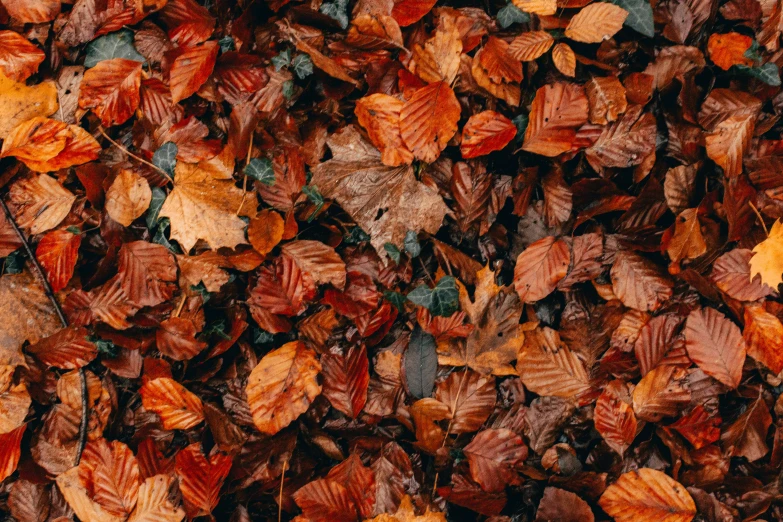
[384, 290, 407, 312]
[611, 0, 654, 37]
[146, 187, 166, 230]
[244, 158, 275, 185]
[3, 250, 24, 274]
[497, 4, 530, 28]
[272, 48, 292, 70]
[320, 0, 350, 28]
[152, 218, 181, 254]
[84, 29, 145, 68]
[219, 36, 235, 53]
[407, 276, 459, 317]
[302, 185, 324, 222]
[153, 142, 177, 178]
[404, 230, 421, 258]
[292, 54, 314, 79]
[736, 63, 782, 86]
[513, 114, 529, 142]
[384, 243, 402, 264]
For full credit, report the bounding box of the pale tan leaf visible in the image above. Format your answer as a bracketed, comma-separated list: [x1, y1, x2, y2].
[599, 468, 696, 522]
[106, 170, 152, 227]
[565, 3, 628, 43]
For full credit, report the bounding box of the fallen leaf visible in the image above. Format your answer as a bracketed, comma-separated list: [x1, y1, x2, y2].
[399, 81, 461, 163]
[599, 468, 696, 522]
[106, 170, 152, 227]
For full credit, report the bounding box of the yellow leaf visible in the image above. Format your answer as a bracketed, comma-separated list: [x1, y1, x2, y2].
[565, 2, 628, 43]
[364, 495, 446, 522]
[750, 219, 783, 288]
[159, 151, 250, 252]
[552, 42, 576, 77]
[0, 72, 58, 138]
[511, 0, 557, 15]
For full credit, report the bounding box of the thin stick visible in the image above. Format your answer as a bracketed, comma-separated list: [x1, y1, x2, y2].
[173, 293, 187, 318]
[278, 458, 288, 522]
[237, 133, 254, 216]
[98, 128, 171, 181]
[749, 201, 769, 237]
[0, 198, 89, 464]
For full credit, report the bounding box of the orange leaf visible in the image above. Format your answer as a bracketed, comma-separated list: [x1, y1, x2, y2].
[711, 249, 775, 301]
[78, 438, 140, 518]
[599, 468, 696, 522]
[175, 443, 232, 518]
[508, 31, 554, 61]
[355, 93, 413, 167]
[168, 41, 219, 103]
[0, 30, 45, 82]
[522, 82, 588, 157]
[743, 304, 783, 374]
[281, 240, 347, 289]
[1, 117, 100, 173]
[246, 340, 321, 435]
[27, 325, 97, 369]
[552, 42, 576, 77]
[410, 18, 462, 84]
[0, 424, 25, 482]
[117, 240, 178, 308]
[705, 113, 754, 178]
[684, 307, 745, 388]
[399, 81, 461, 163]
[585, 76, 627, 124]
[140, 377, 204, 430]
[293, 478, 358, 522]
[610, 251, 673, 312]
[512, 0, 557, 15]
[36, 229, 81, 292]
[463, 429, 527, 492]
[517, 327, 593, 400]
[460, 110, 516, 158]
[632, 365, 690, 422]
[594, 380, 637, 456]
[513, 235, 570, 303]
[707, 32, 754, 70]
[105, 169, 152, 227]
[247, 209, 285, 256]
[7, 172, 76, 234]
[78, 58, 142, 127]
[0, 0, 60, 23]
[392, 0, 438, 26]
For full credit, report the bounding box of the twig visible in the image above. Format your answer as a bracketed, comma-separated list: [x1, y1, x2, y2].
[749, 201, 769, 237]
[0, 197, 89, 465]
[237, 132, 254, 216]
[278, 458, 288, 522]
[98, 128, 171, 181]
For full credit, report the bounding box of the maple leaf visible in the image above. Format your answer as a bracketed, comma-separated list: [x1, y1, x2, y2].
[310, 125, 450, 256]
[749, 219, 783, 288]
[159, 153, 250, 252]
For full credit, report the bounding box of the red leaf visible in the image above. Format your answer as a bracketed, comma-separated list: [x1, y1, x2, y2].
[36, 229, 81, 292]
[168, 41, 219, 103]
[0, 30, 45, 82]
[78, 58, 142, 127]
[322, 344, 370, 418]
[175, 443, 233, 518]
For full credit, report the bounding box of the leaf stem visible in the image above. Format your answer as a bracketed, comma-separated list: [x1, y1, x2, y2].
[748, 201, 768, 237]
[98, 128, 172, 182]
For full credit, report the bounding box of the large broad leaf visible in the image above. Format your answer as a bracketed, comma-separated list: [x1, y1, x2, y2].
[310, 125, 450, 256]
[585, 106, 656, 172]
[399, 81, 461, 163]
[522, 82, 588, 157]
[750, 218, 783, 288]
[1, 0, 60, 23]
[0, 271, 60, 368]
[684, 307, 745, 388]
[78, 439, 140, 518]
[326, 453, 376, 519]
[140, 377, 204, 430]
[705, 113, 755, 178]
[0, 72, 57, 138]
[410, 18, 462, 84]
[159, 153, 250, 252]
[712, 249, 775, 301]
[1, 118, 99, 174]
[0, 30, 45, 82]
[78, 58, 142, 126]
[245, 341, 321, 435]
[0, 424, 25, 482]
[600, 468, 695, 522]
[463, 429, 527, 493]
[355, 93, 413, 167]
[293, 478, 358, 522]
[513, 235, 570, 303]
[631, 365, 690, 422]
[508, 31, 554, 61]
[27, 325, 97, 370]
[434, 370, 496, 433]
[105, 169, 152, 227]
[460, 110, 516, 159]
[402, 326, 438, 399]
[611, 0, 653, 36]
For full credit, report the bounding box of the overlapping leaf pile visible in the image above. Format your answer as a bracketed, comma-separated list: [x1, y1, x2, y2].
[1, 0, 783, 520]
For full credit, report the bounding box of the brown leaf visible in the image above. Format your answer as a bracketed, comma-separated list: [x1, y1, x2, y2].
[720, 396, 772, 461]
[434, 370, 496, 432]
[632, 365, 691, 422]
[410, 18, 462, 84]
[712, 249, 774, 301]
[106, 169, 152, 227]
[36, 229, 81, 293]
[0, 30, 45, 82]
[594, 380, 637, 456]
[684, 307, 745, 388]
[585, 76, 628, 125]
[310, 125, 449, 256]
[355, 94, 413, 167]
[611, 251, 673, 312]
[322, 344, 370, 418]
[281, 240, 346, 289]
[140, 377, 204, 430]
[464, 428, 527, 492]
[513, 236, 570, 303]
[175, 443, 232, 518]
[536, 487, 595, 522]
[552, 42, 576, 77]
[517, 327, 593, 400]
[743, 304, 783, 374]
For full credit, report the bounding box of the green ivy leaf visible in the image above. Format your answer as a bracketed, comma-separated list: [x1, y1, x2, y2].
[497, 3, 529, 28]
[282, 80, 295, 100]
[344, 226, 370, 244]
[152, 218, 181, 254]
[272, 48, 292, 70]
[244, 158, 275, 185]
[253, 327, 275, 344]
[384, 243, 402, 264]
[513, 114, 529, 142]
[153, 142, 177, 178]
[611, 0, 654, 37]
[292, 53, 314, 79]
[320, 0, 350, 28]
[736, 63, 782, 86]
[219, 36, 235, 53]
[407, 276, 459, 317]
[146, 187, 166, 230]
[3, 250, 24, 274]
[84, 29, 145, 68]
[404, 230, 421, 258]
[302, 185, 324, 222]
[384, 290, 407, 312]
